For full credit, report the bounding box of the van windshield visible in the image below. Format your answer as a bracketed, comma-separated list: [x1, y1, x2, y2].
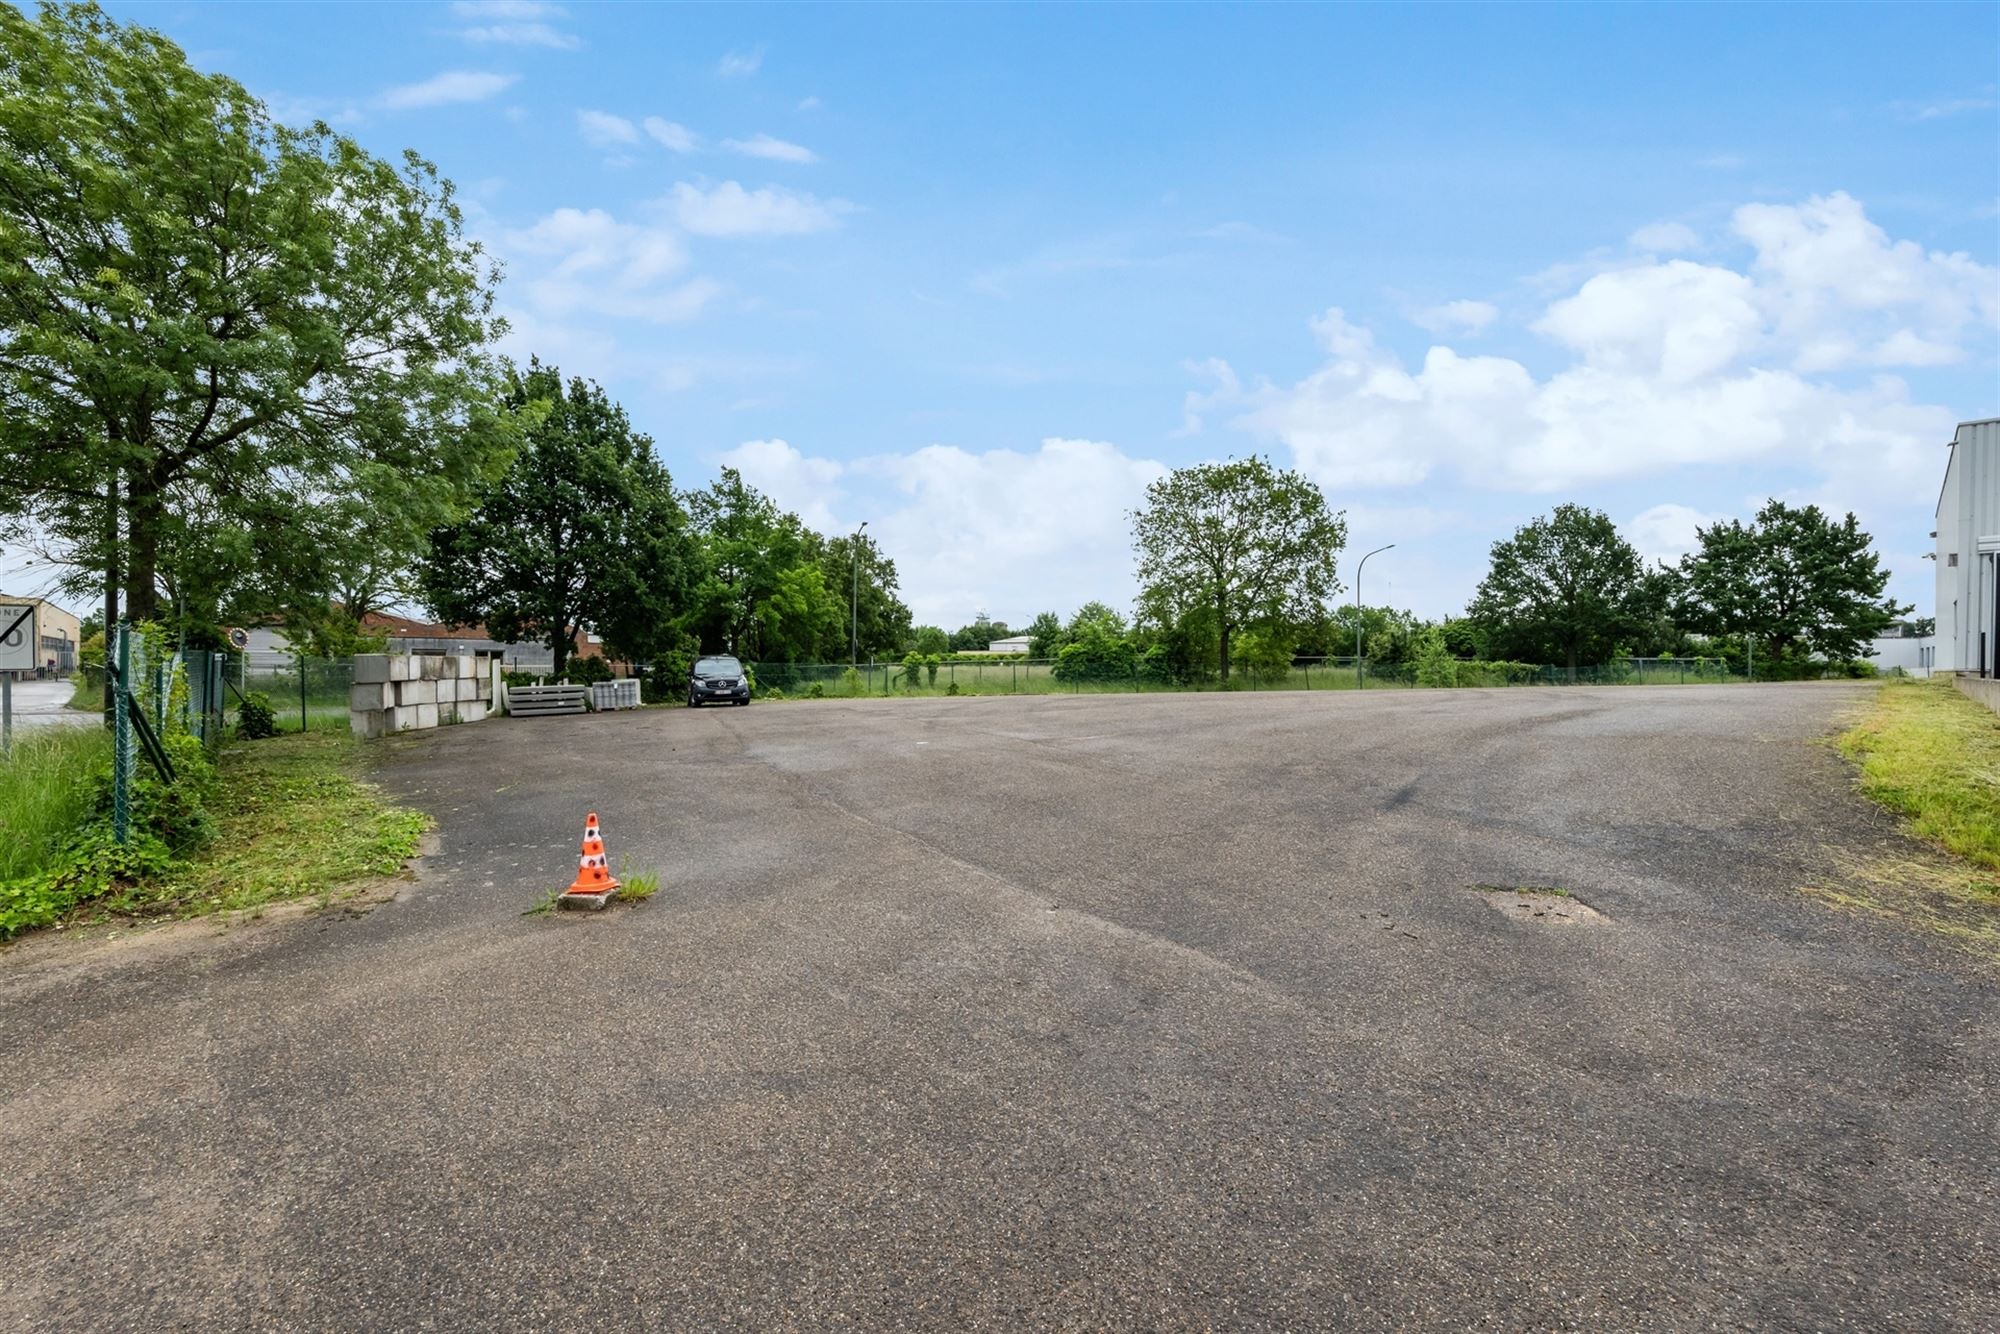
[695, 657, 742, 676]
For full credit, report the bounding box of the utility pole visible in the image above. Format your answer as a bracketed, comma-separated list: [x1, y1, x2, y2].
[850, 520, 869, 667]
[1355, 544, 1395, 689]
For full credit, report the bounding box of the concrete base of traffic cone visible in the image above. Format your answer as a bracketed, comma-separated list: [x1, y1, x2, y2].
[556, 885, 618, 911]
[558, 812, 620, 910]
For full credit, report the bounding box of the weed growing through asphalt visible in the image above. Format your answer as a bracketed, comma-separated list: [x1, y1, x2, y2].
[523, 887, 562, 916]
[620, 862, 661, 902]
[1469, 883, 1573, 897]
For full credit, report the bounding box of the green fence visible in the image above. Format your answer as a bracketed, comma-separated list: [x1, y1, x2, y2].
[742, 655, 1747, 699]
[231, 656, 355, 733]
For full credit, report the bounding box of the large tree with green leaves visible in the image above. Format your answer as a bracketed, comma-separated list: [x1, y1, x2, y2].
[1677, 500, 1904, 664]
[0, 2, 512, 644]
[819, 530, 911, 662]
[417, 362, 693, 678]
[1131, 456, 1346, 681]
[1468, 504, 1654, 679]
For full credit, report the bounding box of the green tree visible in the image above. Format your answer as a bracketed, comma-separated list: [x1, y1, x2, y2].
[1468, 505, 1650, 681]
[0, 2, 512, 644]
[819, 531, 911, 662]
[754, 563, 845, 664]
[1132, 456, 1347, 681]
[1066, 601, 1128, 640]
[910, 625, 951, 657]
[417, 362, 692, 679]
[1025, 611, 1065, 659]
[683, 469, 827, 659]
[1677, 500, 1905, 664]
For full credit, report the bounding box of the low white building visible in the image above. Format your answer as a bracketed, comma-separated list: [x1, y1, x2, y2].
[985, 634, 1033, 655]
[1936, 417, 2000, 676]
[1867, 633, 1935, 677]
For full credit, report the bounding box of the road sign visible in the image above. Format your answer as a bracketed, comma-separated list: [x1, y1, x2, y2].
[0, 603, 37, 672]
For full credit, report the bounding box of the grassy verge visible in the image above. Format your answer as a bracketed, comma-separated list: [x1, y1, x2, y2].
[1837, 679, 2000, 871]
[0, 727, 111, 882]
[2, 731, 428, 940]
[1819, 679, 2000, 956]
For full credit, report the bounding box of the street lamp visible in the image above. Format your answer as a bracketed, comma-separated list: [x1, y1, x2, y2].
[1354, 543, 1394, 689]
[850, 521, 868, 667]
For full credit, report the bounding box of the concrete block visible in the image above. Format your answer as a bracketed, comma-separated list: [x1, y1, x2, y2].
[350, 683, 393, 711]
[389, 655, 418, 682]
[422, 654, 447, 680]
[414, 702, 439, 730]
[397, 678, 436, 706]
[453, 654, 475, 678]
[475, 678, 493, 701]
[350, 709, 385, 740]
[386, 706, 415, 732]
[460, 700, 487, 724]
[353, 654, 391, 684]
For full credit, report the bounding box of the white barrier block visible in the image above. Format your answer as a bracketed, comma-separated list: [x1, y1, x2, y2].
[351, 683, 393, 711]
[354, 654, 391, 684]
[398, 678, 436, 706]
[414, 702, 439, 729]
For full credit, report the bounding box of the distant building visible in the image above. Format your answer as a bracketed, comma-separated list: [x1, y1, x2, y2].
[985, 634, 1034, 655]
[1867, 634, 1935, 677]
[244, 611, 626, 675]
[1935, 417, 2000, 676]
[0, 595, 82, 676]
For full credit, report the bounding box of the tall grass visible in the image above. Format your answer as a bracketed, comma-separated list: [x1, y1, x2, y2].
[1838, 679, 2000, 872]
[0, 727, 109, 882]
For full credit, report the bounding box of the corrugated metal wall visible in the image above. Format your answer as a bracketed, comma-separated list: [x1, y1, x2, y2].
[1938, 419, 2000, 674]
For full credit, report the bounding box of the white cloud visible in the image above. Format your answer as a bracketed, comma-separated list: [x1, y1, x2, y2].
[1410, 299, 1497, 335]
[643, 117, 698, 152]
[1695, 153, 1746, 170]
[797, 96, 821, 111]
[723, 133, 818, 164]
[1903, 96, 1997, 122]
[717, 440, 847, 531]
[1629, 221, 1700, 254]
[722, 437, 1169, 625]
[497, 206, 720, 323]
[1627, 503, 1728, 568]
[1534, 261, 1762, 382]
[451, 0, 580, 49]
[718, 47, 764, 77]
[1196, 194, 1987, 508]
[376, 70, 518, 111]
[668, 181, 850, 237]
[576, 109, 639, 147]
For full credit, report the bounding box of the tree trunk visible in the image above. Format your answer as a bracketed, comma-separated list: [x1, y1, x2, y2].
[123, 471, 163, 624]
[1566, 641, 1578, 683]
[550, 620, 570, 681]
[1218, 612, 1233, 683]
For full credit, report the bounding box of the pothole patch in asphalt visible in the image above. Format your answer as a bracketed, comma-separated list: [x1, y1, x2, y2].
[1469, 884, 1607, 925]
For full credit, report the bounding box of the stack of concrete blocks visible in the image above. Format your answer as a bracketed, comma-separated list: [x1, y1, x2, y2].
[350, 654, 496, 739]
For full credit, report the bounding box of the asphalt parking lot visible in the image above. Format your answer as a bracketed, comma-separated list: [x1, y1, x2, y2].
[3, 683, 1996, 1329]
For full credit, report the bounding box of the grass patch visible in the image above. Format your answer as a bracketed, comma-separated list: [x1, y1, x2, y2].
[6, 731, 429, 938]
[0, 727, 110, 882]
[1837, 679, 2000, 872]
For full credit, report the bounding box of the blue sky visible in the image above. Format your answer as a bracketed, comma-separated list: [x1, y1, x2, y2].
[20, 1, 2000, 628]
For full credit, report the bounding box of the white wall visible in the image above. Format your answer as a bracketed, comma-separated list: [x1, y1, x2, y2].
[1936, 419, 2000, 675]
[1867, 636, 1934, 677]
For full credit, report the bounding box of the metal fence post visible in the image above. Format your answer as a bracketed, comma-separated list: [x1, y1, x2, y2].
[112, 624, 132, 845]
[2, 672, 10, 757]
[298, 653, 308, 731]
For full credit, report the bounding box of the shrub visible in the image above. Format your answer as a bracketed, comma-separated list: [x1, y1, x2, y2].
[901, 652, 924, 690]
[945, 681, 962, 696]
[839, 667, 861, 697]
[566, 655, 613, 685]
[808, 682, 827, 699]
[237, 691, 278, 739]
[1411, 628, 1458, 688]
[924, 654, 941, 687]
[1052, 633, 1137, 683]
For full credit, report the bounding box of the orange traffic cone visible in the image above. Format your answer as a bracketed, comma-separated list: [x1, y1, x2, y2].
[560, 811, 621, 907]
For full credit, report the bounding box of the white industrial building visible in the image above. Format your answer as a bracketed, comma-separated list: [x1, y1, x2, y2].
[1935, 417, 2000, 677]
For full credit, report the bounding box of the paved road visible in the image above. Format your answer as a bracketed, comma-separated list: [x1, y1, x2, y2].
[3, 676, 95, 730]
[3, 684, 1996, 1329]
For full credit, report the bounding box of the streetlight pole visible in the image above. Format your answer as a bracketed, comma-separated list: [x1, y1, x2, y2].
[1355, 543, 1394, 689]
[850, 521, 868, 668]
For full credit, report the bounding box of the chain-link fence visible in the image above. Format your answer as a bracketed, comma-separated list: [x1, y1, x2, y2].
[740, 655, 1748, 699]
[230, 655, 355, 733]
